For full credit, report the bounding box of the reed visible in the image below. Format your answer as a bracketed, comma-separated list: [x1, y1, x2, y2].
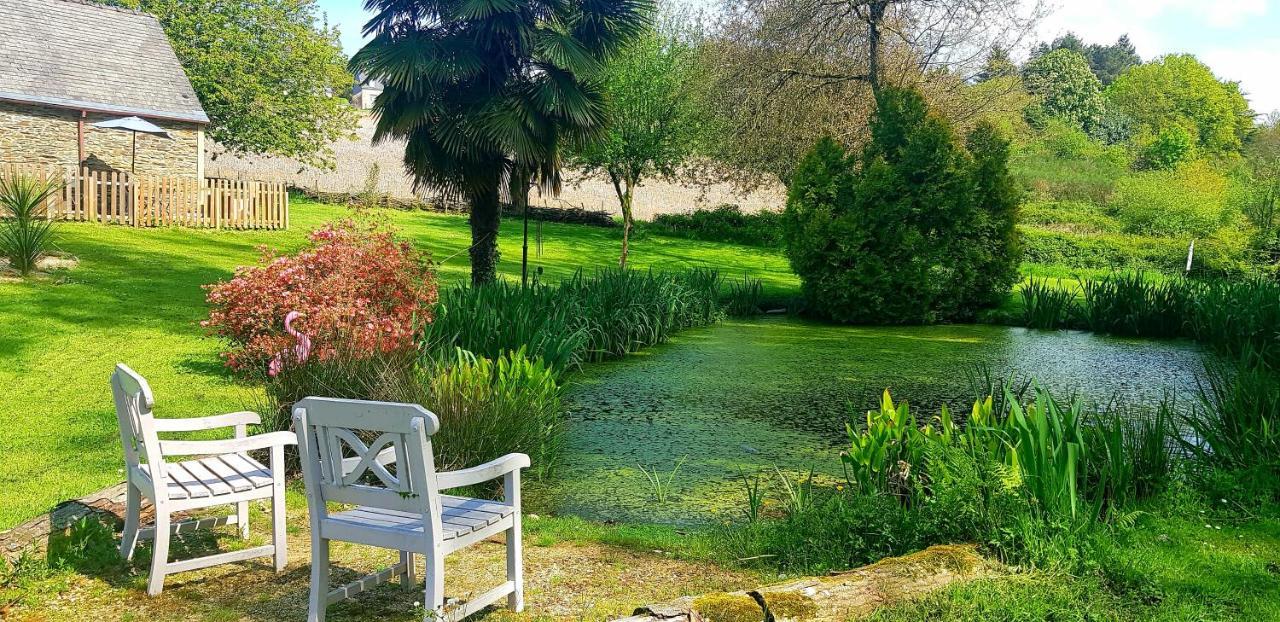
[1019, 277, 1077, 329]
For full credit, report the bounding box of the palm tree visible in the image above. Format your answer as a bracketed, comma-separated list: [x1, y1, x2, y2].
[353, 0, 653, 284]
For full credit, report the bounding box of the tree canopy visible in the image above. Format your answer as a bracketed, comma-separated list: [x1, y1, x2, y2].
[1033, 32, 1140, 85]
[1023, 49, 1104, 131]
[570, 24, 702, 266]
[113, 0, 357, 167]
[352, 0, 652, 284]
[1106, 54, 1253, 154]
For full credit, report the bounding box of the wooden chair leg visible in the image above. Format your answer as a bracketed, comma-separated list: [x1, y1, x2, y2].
[506, 523, 523, 612]
[147, 510, 170, 596]
[119, 481, 141, 561]
[271, 487, 287, 572]
[399, 551, 416, 589]
[308, 538, 329, 622]
[423, 549, 445, 621]
[271, 445, 287, 572]
[237, 500, 250, 540]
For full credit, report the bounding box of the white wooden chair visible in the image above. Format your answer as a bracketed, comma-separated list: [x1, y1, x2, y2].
[292, 397, 530, 622]
[111, 363, 295, 595]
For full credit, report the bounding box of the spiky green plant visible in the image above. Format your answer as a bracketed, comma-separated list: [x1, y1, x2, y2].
[352, 0, 654, 284]
[1019, 277, 1078, 329]
[0, 174, 61, 276]
[724, 276, 764, 317]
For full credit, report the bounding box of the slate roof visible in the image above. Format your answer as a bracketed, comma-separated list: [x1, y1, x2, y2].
[0, 0, 208, 123]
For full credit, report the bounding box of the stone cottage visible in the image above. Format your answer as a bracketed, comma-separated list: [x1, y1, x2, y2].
[0, 0, 208, 179]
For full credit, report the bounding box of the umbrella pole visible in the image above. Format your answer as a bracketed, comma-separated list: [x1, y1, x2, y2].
[131, 131, 136, 173]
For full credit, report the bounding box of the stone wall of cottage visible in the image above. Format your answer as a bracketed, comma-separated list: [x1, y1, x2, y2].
[0, 101, 203, 179]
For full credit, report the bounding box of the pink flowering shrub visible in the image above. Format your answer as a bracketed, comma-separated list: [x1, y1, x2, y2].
[203, 220, 438, 375]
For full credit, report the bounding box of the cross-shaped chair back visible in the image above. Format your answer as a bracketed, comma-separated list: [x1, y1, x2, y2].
[111, 363, 166, 482]
[293, 397, 444, 529]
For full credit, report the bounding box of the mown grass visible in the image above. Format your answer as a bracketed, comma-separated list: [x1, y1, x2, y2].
[0, 196, 797, 530]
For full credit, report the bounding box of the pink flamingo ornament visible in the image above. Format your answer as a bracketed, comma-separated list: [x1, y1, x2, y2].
[268, 311, 312, 377]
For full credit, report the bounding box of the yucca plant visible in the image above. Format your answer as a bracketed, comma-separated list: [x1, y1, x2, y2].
[352, 0, 654, 284]
[0, 174, 62, 276]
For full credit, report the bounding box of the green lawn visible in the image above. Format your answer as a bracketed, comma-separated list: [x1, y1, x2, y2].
[0, 197, 798, 530]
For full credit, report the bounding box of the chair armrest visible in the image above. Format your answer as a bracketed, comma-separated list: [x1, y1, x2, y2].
[436, 453, 531, 490]
[160, 431, 296, 456]
[152, 411, 262, 433]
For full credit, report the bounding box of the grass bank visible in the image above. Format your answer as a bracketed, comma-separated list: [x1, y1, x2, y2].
[0, 197, 797, 530]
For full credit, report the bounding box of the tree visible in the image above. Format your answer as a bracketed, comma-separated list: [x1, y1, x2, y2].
[113, 0, 357, 167]
[1244, 115, 1280, 264]
[782, 87, 1020, 324]
[1022, 48, 1104, 131]
[975, 46, 1017, 83]
[352, 0, 652, 284]
[1089, 34, 1141, 85]
[1106, 54, 1253, 154]
[1032, 32, 1141, 85]
[571, 26, 701, 267]
[696, 0, 1044, 188]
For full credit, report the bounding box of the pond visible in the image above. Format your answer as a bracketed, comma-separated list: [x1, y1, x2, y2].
[542, 318, 1213, 524]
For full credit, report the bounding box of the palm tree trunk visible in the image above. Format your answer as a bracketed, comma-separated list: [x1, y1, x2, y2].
[469, 186, 501, 285]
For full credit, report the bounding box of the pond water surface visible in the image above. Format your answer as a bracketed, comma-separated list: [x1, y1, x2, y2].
[543, 318, 1212, 524]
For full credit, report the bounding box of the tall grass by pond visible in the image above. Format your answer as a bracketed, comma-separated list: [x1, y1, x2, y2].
[422, 268, 726, 372]
[1019, 273, 1280, 365]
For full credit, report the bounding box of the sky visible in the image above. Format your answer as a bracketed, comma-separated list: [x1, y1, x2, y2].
[316, 0, 1280, 115]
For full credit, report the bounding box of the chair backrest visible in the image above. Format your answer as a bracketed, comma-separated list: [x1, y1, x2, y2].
[293, 397, 444, 525]
[111, 364, 166, 480]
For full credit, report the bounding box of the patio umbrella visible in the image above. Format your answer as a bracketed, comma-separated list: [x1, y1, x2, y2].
[91, 116, 171, 173]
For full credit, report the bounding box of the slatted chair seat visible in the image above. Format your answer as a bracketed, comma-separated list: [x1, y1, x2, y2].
[112, 364, 295, 596]
[327, 496, 516, 544]
[144, 454, 275, 500]
[294, 397, 530, 622]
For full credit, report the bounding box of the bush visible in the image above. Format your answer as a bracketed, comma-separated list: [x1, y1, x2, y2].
[0, 174, 61, 276]
[1011, 121, 1130, 204]
[1140, 125, 1195, 170]
[645, 204, 783, 247]
[783, 88, 1021, 324]
[1111, 161, 1236, 237]
[203, 220, 438, 374]
[1020, 226, 1248, 275]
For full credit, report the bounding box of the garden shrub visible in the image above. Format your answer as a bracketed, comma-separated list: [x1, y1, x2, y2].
[203, 219, 438, 374]
[1011, 121, 1129, 204]
[1140, 125, 1195, 170]
[0, 174, 61, 276]
[1020, 200, 1123, 234]
[645, 204, 784, 247]
[783, 88, 1020, 323]
[1110, 161, 1235, 237]
[1020, 225, 1248, 275]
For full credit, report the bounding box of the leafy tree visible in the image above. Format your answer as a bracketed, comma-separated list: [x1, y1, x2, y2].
[571, 26, 701, 267]
[113, 0, 357, 167]
[352, 0, 652, 284]
[976, 46, 1017, 83]
[1089, 34, 1141, 85]
[783, 88, 1020, 324]
[1023, 49, 1104, 131]
[1106, 54, 1253, 154]
[962, 122, 1022, 309]
[1033, 32, 1141, 85]
[1141, 125, 1195, 170]
[1244, 115, 1280, 264]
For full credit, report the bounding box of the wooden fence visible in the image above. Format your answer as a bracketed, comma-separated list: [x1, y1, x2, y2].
[0, 164, 288, 230]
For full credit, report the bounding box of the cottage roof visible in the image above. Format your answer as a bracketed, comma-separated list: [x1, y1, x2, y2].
[0, 0, 209, 123]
